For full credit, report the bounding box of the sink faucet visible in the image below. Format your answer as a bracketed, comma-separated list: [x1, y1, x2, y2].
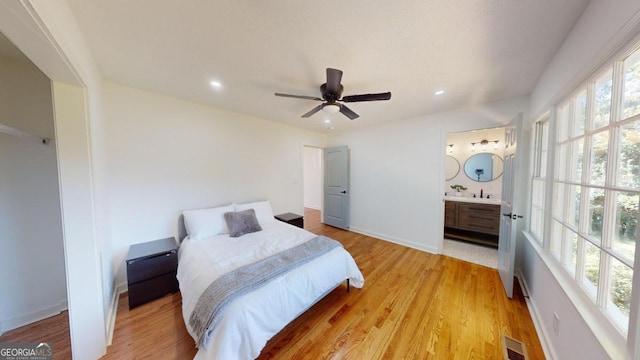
[480, 189, 484, 198]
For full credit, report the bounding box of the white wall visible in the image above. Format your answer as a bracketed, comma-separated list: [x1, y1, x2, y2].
[531, 1, 640, 118]
[520, 240, 609, 360]
[303, 147, 322, 210]
[445, 127, 505, 199]
[0, 57, 67, 334]
[327, 96, 529, 254]
[103, 82, 328, 284]
[522, 1, 640, 359]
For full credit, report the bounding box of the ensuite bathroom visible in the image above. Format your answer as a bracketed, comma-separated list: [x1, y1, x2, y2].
[442, 127, 505, 268]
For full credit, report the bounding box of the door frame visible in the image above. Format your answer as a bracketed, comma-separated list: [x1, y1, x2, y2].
[0, 2, 107, 358]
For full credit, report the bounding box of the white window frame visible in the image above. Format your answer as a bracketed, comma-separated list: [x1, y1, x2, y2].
[526, 36, 640, 358]
[529, 115, 550, 243]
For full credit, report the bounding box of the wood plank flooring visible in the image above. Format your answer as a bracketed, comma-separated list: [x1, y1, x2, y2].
[0, 311, 71, 360]
[3, 208, 545, 359]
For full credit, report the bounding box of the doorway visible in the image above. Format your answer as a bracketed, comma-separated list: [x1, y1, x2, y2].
[442, 127, 504, 268]
[0, 33, 69, 352]
[303, 146, 323, 222]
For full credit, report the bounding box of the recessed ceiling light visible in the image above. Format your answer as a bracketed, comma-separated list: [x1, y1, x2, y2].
[434, 90, 445, 95]
[210, 80, 222, 89]
[324, 119, 331, 124]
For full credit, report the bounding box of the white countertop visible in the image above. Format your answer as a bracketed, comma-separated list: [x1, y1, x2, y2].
[444, 195, 501, 204]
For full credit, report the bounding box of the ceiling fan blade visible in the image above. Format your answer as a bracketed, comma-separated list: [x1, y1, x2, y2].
[301, 104, 324, 118]
[339, 104, 359, 120]
[341, 92, 392, 102]
[326, 68, 343, 94]
[275, 93, 323, 101]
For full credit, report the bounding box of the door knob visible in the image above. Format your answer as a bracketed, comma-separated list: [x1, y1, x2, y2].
[502, 213, 511, 218]
[340, 190, 347, 194]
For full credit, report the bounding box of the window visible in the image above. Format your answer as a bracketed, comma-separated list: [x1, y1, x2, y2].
[536, 46, 640, 335]
[530, 119, 549, 241]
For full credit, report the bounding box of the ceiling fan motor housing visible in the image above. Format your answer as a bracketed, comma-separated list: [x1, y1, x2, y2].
[320, 83, 343, 102]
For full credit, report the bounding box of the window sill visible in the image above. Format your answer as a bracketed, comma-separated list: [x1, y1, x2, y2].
[522, 231, 628, 359]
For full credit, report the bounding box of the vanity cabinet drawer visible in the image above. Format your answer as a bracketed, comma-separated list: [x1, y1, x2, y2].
[457, 216, 500, 235]
[457, 202, 500, 215]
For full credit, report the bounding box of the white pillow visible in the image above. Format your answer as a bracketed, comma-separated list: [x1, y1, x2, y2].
[183, 204, 235, 240]
[234, 200, 275, 226]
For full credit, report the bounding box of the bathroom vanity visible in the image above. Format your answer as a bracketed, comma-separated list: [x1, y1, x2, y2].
[444, 197, 500, 247]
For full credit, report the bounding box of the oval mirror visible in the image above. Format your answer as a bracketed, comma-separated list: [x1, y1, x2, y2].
[445, 155, 460, 181]
[463, 153, 503, 182]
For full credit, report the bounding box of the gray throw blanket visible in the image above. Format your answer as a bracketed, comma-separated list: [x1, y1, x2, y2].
[189, 235, 343, 349]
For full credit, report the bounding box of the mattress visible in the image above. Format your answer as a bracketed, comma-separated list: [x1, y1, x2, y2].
[178, 220, 364, 360]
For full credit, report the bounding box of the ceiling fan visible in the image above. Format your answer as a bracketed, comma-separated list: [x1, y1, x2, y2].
[275, 68, 391, 120]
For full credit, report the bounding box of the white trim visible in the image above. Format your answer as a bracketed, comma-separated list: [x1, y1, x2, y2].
[349, 226, 439, 254]
[629, 208, 640, 356]
[515, 269, 557, 360]
[106, 282, 128, 346]
[0, 300, 68, 336]
[522, 231, 626, 359]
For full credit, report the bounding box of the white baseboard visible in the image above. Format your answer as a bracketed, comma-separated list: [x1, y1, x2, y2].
[0, 300, 68, 336]
[106, 282, 128, 346]
[515, 270, 557, 360]
[349, 226, 439, 254]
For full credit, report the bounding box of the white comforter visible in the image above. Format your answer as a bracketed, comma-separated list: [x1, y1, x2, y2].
[178, 221, 364, 360]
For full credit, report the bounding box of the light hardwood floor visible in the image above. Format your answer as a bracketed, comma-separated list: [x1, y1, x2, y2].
[3, 208, 545, 359]
[0, 311, 71, 360]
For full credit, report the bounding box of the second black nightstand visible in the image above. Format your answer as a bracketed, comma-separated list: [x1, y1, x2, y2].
[274, 212, 304, 229]
[126, 237, 179, 309]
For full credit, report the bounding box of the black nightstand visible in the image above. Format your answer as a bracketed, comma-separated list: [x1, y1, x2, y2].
[126, 237, 179, 309]
[274, 212, 304, 229]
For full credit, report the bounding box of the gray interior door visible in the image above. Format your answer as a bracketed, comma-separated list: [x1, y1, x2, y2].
[323, 146, 349, 229]
[498, 113, 523, 298]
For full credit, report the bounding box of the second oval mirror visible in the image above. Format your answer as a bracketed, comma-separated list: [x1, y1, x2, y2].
[445, 155, 460, 181]
[464, 153, 503, 182]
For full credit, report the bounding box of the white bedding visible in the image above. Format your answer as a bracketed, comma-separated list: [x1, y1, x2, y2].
[178, 221, 364, 360]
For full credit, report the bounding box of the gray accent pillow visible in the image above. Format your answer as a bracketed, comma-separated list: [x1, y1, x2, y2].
[224, 209, 263, 238]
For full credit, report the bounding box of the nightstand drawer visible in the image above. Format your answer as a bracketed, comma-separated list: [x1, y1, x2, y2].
[128, 272, 178, 309]
[286, 217, 304, 228]
[127, 251, 177, 284]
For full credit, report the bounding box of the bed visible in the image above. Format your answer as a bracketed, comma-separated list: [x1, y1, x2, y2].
[177, 201, 365, 360]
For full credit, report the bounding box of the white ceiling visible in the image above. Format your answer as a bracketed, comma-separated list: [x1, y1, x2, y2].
[66, 0, 589, 134]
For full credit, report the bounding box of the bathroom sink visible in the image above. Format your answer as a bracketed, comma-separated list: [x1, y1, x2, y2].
[444, 195, 501, 204]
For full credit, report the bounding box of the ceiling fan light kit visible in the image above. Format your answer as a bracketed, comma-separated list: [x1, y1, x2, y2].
[275, 68, 391, 120]
[323, 104, 340, 114]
